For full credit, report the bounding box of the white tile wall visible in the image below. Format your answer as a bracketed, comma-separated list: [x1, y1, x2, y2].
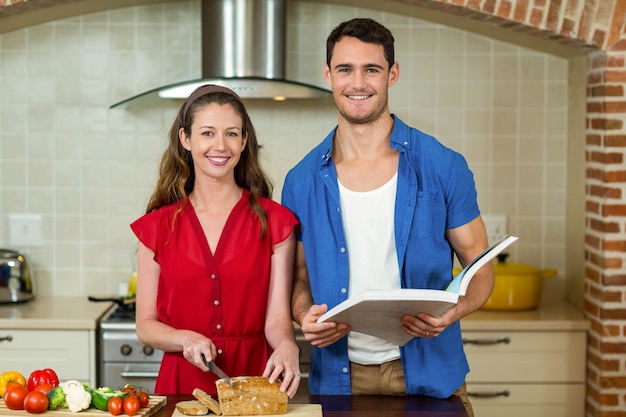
[0, 1, 569, 298]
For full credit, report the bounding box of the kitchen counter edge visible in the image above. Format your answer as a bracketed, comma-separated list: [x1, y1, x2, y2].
[461, 299, 589, 331]
[0, 296, 113, 330]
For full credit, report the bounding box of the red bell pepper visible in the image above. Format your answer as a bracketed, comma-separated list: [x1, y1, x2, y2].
[27, 368, 59, 391]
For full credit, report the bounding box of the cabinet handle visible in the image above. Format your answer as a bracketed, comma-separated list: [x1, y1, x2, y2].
[0, 335, 13, 342]
[467, 390, 510, 398]
[462, 337, 510, 346]
[120, 371, 158, 379]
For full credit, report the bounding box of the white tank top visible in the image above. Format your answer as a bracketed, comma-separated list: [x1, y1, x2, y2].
[338, 173, 402, 365]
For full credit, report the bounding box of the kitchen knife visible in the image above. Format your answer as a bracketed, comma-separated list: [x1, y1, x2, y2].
[202, 353, 232, 386]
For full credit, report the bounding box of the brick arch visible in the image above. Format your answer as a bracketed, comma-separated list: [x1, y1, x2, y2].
[395, 0, 622, 51]
[1, 0, 623, 415]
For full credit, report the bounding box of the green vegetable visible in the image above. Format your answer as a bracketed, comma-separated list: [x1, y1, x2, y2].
[46, 386, 67, 410]
[84, 384, 128, 411]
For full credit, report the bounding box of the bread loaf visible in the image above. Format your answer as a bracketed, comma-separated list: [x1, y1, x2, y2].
[175, 400, 209, 416]
[215, 376, 288, 416]
[192, 388, 222, 415]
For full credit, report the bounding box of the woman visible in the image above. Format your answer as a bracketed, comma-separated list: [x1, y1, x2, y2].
[131, 85, 301, 397]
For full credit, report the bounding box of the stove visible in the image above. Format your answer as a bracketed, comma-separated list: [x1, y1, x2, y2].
[98, 303, 163, 393]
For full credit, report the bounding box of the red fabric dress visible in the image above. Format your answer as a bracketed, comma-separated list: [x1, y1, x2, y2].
[130, 190, 298, 394]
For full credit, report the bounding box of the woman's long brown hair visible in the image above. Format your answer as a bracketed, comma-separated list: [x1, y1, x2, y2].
[145, 86, 273, 238]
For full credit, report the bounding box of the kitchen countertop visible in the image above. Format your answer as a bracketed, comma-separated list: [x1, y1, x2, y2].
[156, 394, 469, 417]
[0, 297, 587, 332]
[461, 299, 589, 331]
[0, 296, 113, 330]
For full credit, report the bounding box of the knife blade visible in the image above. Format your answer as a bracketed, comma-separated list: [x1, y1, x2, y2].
[202, 353, 232, 386]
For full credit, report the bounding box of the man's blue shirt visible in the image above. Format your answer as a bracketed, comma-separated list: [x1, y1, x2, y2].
[281, 115, 480, 397]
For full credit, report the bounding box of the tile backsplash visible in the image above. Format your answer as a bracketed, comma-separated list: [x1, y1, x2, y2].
[0, 1, 569, 297]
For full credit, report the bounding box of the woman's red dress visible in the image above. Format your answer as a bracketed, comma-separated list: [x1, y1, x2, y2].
[130, 190, 298, 394]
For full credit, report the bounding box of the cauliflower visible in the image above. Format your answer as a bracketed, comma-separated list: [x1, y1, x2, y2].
[59, 380, 91, 413]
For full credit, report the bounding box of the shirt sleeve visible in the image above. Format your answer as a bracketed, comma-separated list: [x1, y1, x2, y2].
[266, 201, 300, 248]
[281, 170, 303, 241]
[130, 210, 162, 256]
[445, 152, 480, 229]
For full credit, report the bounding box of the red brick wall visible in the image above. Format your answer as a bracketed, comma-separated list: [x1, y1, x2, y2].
[1, 0, 625, 415]
[402, 1, 626, 416]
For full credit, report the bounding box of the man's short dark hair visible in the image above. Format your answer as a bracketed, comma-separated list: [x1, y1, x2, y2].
[326, 18, 395, 70]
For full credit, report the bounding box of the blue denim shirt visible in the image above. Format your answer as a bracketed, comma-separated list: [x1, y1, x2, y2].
[281, 115, 480, 397]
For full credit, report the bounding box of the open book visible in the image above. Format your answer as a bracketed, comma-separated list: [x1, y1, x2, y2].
[316, 234, 519, 346]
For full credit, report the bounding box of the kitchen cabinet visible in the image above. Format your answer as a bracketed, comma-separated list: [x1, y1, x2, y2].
[0, 329, 95, 383]
[461, 300, 588, 417]
[0, 297, 112, 386]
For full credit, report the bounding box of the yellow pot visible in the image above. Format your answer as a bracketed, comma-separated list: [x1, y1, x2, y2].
[454, 255, 557, 310]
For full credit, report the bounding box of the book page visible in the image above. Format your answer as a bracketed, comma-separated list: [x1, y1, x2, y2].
[446, 234, 519, 295]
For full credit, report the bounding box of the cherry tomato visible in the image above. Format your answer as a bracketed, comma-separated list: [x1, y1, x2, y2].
[23, 390, 49, 413]
[123, 396, 140, 416]
[33, 383, 54, 394]
[4, 381, 24, 394]
[137, 391, 149, 408]
[4, 385, 28, 410]
[108, 396, 123, 416]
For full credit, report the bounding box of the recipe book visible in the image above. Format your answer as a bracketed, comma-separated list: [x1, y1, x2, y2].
[316, 234, 519, 346]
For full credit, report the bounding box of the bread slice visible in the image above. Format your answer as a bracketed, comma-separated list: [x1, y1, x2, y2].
[175, 400, 209, 416]
[215, 376, 288, 416]
[192, 388, 223, 415]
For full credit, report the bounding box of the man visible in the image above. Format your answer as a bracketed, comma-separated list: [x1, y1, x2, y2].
[281, 18, 493, 416]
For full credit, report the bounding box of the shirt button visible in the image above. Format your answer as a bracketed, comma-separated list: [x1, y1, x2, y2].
[403, 141, 408, 145]
[214, 300, 220, 305]
[218, 349, 223, 354]
[342, 367, 349, 374]
[341, 288, 347, 294]
[340, 247, 346, 253]
[216, 324, 222, 330]
[211, 274, 216, 279]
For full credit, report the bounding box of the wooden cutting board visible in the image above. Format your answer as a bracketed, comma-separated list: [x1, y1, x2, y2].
[0, 395, 167, 416]
[171, 403, 322, 417]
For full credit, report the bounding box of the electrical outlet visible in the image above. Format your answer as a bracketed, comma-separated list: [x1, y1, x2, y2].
[8, 213, 43, 247]
[483, 214, 507, 244]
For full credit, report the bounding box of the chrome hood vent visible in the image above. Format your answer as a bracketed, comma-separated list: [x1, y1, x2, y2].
[111, 0, 330, 108]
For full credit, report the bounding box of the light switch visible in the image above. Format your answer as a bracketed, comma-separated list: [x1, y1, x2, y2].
[483, 214, 507, 244]
[8, 214, 43, 247]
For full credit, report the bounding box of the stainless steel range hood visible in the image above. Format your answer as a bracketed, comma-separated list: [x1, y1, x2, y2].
[111, 0, 330, 108]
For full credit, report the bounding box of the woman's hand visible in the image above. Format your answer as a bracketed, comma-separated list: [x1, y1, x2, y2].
[179, 331, 218, 371]
[262, 341, 301, 398]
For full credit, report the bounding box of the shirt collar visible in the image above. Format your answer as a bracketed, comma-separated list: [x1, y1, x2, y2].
[318, 114, 411, 169]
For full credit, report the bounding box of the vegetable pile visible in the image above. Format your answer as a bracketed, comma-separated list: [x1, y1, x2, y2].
[0, 369, 151, 415]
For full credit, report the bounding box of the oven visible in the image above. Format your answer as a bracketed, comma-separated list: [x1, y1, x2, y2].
[98, 303, 163, 394]
[96, 302, 312, 395]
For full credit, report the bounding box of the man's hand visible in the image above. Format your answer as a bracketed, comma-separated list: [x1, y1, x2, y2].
[300, 304, 351, 348]
[399, 306, 459, 339]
